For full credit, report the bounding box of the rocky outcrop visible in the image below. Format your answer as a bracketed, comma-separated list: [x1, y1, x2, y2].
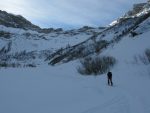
[0, 10, 40, 30]
[125, 3, 146, 17]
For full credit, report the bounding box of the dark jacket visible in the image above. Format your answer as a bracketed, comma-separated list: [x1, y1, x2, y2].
[107, 72, 112, 79]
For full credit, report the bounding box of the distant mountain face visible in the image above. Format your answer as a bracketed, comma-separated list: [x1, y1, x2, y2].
[0, 1, 150, 67]
[0, 10, 40, 31]
[0, 10, 105, 67]
[0, 10, 67, 33]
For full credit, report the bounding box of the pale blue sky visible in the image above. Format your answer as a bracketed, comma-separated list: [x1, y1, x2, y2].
[0, 0, 146, 29]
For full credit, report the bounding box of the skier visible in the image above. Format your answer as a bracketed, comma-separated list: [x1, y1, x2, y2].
[107, 71, 113, 86]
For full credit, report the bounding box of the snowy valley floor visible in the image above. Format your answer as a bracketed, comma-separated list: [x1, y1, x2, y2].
[0, 61, 150, 113]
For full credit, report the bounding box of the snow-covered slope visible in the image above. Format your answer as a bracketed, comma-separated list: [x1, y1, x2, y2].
[0, 25, 104, 52]
[49, 1, 150, 65]
[0, 31, 150, 113]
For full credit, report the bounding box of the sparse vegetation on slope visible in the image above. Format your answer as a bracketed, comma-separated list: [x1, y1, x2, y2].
[77, 56, 116, 75]
[145, 48, 150, 63]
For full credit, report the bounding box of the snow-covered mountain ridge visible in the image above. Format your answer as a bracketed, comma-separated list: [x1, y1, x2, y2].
[49, 1, 150, 65]
[0, 10, 105, 67]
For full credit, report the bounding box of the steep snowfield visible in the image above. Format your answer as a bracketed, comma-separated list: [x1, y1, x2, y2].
[0, 30, 150, 113]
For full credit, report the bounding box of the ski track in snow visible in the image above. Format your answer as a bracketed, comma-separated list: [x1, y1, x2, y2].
[81, 82, 149, 113]
[81, 94, 130, 113]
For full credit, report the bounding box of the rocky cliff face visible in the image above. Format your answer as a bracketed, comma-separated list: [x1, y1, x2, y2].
[0, 10, 40, 31]
[127, 3, 146, 16]
[0, 10, 65, 33]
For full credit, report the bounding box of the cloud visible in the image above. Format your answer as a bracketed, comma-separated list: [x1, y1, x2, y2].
[0, 0, 147, 29]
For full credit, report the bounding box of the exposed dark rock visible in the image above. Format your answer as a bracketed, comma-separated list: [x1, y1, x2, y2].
[0, 10, 40, 30]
